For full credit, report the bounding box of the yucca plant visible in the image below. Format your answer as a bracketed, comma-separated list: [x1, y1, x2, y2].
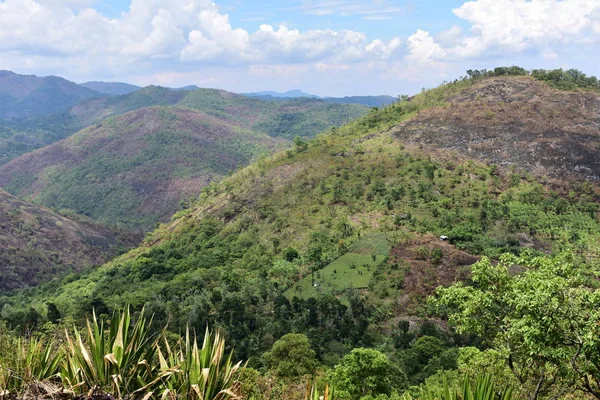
[138, 328, 243, 400]
[402, 375, 514, 400]
[0, 336, 61, 397]
[60, 307, 158, 397]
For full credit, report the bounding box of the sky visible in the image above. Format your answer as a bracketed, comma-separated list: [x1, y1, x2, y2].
[1, 0, 600, 96]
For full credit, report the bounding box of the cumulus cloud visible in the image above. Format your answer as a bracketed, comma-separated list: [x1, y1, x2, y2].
[2, 0, 600, 94]
[422, 0, 600, 62]
[0, 0, 405, 78]
[406, 30, 446, 64]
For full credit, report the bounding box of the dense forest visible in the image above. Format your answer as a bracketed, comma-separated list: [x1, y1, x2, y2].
[2, 68, 600, 400]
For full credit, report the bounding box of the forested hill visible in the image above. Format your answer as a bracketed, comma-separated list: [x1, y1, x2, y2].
[4, 69, 600, 391]
[242, 91, 397, 107]
[0, 71, 101, 119]
[79, 81, 141, 95]
[0, 84, 368, 166]
[0, 189, 135, 291]
[0, 106, 287, 231]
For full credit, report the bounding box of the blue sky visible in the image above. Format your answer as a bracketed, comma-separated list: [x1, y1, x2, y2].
[95, 0, 469, 36]
[1, 0, 599, 96]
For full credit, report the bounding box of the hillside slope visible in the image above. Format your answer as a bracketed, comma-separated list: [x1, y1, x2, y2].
[0, 190, 133, 291]
[0, 71, 101, 119]
[0, 86, 367, 165]
[0, 106, 286, 230]
[5, 75, 600, 363]
[393, 76, 600, 181]
[79, 81, 141, 95]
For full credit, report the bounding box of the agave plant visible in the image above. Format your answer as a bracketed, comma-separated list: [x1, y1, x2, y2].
[138, 328, 243, 400]
[60, 307, 159, 397]
[0, 336, 61, 396]
[305, 381, 334, 400]
[402, 375, 514, 400]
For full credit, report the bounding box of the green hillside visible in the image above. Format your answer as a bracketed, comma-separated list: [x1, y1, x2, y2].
[0, 106, 286, 231]
[4, 73, 600, 372]
[0, 85, 367, 166]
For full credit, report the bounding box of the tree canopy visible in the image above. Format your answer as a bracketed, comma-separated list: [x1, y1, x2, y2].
[432, 253, 600, 399]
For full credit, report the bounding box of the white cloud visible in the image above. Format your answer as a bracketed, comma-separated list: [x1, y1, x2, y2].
[0, 0, 405, 76]
[435, 25, 463, 47]
[366, 37, 403, 59]
[406, 30, 446, 64]
[448, 0, 600, 59]
[315, 63, 351, 72]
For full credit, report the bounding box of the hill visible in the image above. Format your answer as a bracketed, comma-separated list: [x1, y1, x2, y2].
[0, 106, 287, 230]
[79, 81, 141, 95]
[0, 85, 367, 166]
[4, 73, 600, 369]
[392, 76, 600, 181]
[174, 85, 201, 91]
[0, 71, 101, 119]
[323, 95, 396, 107]
[0, 189, 134, 291]
[242, 89, 319, 98]
[243, 91, 396, 107]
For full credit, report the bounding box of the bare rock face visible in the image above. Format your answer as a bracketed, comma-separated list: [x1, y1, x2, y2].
[393, 77, 600, 181]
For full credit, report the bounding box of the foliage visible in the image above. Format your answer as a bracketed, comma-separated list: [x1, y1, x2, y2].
[0, 308, 244, 400]
[466, 66, 600, 92]
[4, 74, 600, 369]
[4, 68, 600, 399]
[0, 329, 61, 397]
[140, 328, 242, 400]
[0, 189, 133, 291]
[262, 334, 318, 381]
[431, 253, 600, 399]
[330, 348, 408, 399]
[61, 307, 158, 396]
[402, 375, 514, 400]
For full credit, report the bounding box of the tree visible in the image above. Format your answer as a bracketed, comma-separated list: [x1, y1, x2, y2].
[431, 253, 600, 400]
[293, 136, 308, 152]
[262, 333, 318, 381]
[330, 348, 408, 399]
[46, 302, 61, 323]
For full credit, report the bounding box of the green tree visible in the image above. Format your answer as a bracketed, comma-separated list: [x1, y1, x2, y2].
[262, 333, 318, 381]
[330, 348, 408, 399]
[293, 136, 309, 152]
[431, 253, 600, 399]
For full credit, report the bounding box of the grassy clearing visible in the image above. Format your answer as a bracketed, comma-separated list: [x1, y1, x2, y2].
[350, 232, 391, 255]
[286, 233, 391, 299]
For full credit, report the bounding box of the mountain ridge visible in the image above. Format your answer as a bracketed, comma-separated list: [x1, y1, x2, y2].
[0, 70, 102, 119]
[0, 83, 368, 166]
[79, 81, 141, 95]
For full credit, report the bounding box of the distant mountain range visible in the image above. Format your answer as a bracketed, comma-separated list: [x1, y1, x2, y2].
[241, 89, 396, 107]
[243, 89, 320, 98]
[80, 81, 141, 95]
[79, 82, 201, 95]
[0, 70, 101, 119]
[0, 83, 368, 230]
[0, 72, 370, 167]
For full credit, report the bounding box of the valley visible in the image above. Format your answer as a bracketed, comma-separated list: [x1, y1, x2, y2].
[2, 67, 600, 400]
